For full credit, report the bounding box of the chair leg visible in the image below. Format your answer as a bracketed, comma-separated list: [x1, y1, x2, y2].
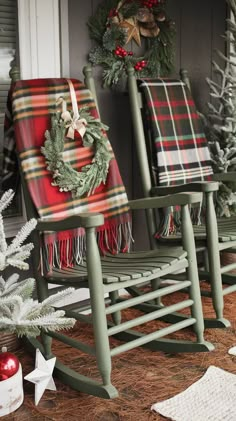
[181, 205, 205, 342]
[86, 227, 113, 388]
[205, 192, 230, 328]
[36, 274, 53, 357]
[32, 231, 54, 357]
[203, 249, 209, 272]
[151, 278, 163, 305]
[206, 248, 230, 327]
[109, 291, 122, 325]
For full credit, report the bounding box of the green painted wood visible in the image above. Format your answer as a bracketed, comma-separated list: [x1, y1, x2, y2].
[37, 213, 104, 231]
[193, 217, 236, 242]
[48, 331, 96, 356]
[85, 227, 112, 387]
[44, 249, 188, 284]
[127, 300, 230, 329]
[111, 331, 214, 353]
[212, 172, 236, 182]
[129, 191, 203, 209]
[126, 64, 236, 328]
[151, 181, 219, 194]
[110, 319, 214, 356]
[109, 290, 121, 325]
[219, 241, 236, 251]
[105, 280, 192, 315]
[108, 299, 194, 336]
[181, 204, 205, 342]
[24, 337, 118, 399]
[104, 248, 185, 258]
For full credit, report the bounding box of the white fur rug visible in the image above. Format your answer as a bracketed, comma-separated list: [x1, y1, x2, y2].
[151, 366, 236, 421]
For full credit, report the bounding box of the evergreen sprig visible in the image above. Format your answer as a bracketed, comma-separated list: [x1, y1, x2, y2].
[0, 190, 76, 337]
[0, 274, 34, 301]
[103, 26, 126, 51]
[120, 1, 140, 19]
[0, 285, 76, 337]
[87, 0, 118, 43]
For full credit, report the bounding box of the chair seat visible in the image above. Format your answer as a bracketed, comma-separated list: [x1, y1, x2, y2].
[192, 217, 236, 242]
[47, 248, 187, 284]
[158, 217, 236, 243]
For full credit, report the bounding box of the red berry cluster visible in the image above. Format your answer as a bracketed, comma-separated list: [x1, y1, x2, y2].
[134, 60, 148, 71]
[141, 0, 158, 8]
[114, 46, 133, 58]
[108, 8, 118, 18]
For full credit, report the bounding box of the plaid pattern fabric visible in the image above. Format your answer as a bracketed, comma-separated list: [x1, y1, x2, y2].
[138, 79, 213, 186]
[138, 78, 213, 235]
[6, 78, 131, 272]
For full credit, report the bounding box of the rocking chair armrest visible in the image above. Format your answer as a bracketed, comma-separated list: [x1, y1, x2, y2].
[36, 213, 104, 232]
[151, 181, 219, 196]
[212, 172, 236, 182]
[128, 192, 203, 210]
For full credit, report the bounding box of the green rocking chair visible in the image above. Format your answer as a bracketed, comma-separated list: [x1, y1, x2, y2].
[127, 65, 236, 329]
[3, 66, 213, 399]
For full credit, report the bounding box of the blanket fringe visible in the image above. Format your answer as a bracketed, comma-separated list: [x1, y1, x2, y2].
[40, 221, 133, 274]
[155, 205, 203, 238]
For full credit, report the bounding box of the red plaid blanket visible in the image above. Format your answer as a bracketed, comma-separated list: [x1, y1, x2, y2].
[7, 78, 131, 272]
[138, 78, 213, 235]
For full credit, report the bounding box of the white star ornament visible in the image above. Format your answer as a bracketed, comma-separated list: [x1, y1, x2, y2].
[24, 348, 56, 405]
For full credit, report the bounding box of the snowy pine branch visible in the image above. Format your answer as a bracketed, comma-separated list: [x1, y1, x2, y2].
[201, 0, 236, 216]
[0, 188, 37, 271]
[0, 282, 76, 336]
[0, 189, 15, 213]
[0, 274, 35, 300]
[0, 190, 76, 336]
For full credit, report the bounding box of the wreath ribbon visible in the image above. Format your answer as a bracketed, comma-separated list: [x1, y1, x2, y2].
[56, 80, 88, 140]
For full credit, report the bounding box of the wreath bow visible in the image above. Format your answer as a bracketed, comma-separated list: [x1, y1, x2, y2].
[62, 109, 87, 140]
[57, 97, 88, 140]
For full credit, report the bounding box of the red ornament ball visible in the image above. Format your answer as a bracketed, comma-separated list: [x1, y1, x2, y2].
[0, 347, 20, 381]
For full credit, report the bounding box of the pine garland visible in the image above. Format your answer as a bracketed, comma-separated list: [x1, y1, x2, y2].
[41, 106, 111, 198]
[87, 0, 175, 87]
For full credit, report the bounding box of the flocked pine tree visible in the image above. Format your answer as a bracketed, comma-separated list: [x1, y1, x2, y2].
[202, 0, 236, 217]
[0, 189, 76, 337]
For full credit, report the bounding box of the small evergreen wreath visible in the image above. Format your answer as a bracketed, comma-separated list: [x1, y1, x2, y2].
[41, 107, 111, 198]
[87, 0, 175, 87]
